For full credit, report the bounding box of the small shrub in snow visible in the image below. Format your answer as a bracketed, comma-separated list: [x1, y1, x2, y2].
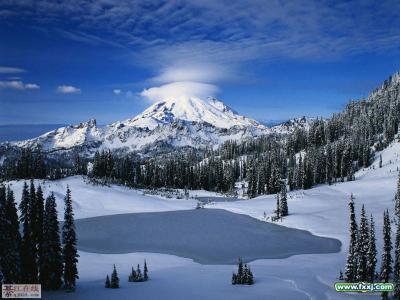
[105, 275, 110, 288]
[128, 261, 149, 282]
[110, 265, 120, 288]
[232, 257, 254, 285]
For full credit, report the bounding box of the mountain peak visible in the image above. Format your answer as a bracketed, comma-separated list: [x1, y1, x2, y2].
[126, 96, 262, 129]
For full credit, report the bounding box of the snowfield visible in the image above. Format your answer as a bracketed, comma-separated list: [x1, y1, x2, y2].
[7, 177, 198, 220]
[8, 141, 400, 299]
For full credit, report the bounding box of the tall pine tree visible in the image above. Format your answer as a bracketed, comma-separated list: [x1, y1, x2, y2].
[279, 183, 288, 217]
[394, 177, 400, 300]
[395, 173, 400, 220]
[35, 185, 45, 269]
[110, 265, 119, 288]
[380, 210, 392, 300]
[356, 205, 369, 281]
[345, 194, 358, 282]
[19, 182, 37, 283]
[367, 214, 377, 282]
[62, 186, 79, 290]
[1, 187, 22, 283]
[40, 193, 63, 290]
[394, 214, 400, 299]
[28, 180, 39, 283]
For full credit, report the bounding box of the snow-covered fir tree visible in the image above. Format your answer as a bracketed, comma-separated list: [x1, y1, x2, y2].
[0, 187, 22, 284]
[144, 260, 149, 281]
[19, 182, 37, 283]
[395, 173, 400, 220]
[356, 205, 369, 281]
[110, 265, 119, 288]
[279, 183, 288, 217]
[105, 274, 110, 288]
[35, 185, 45, 269]
[394, 214, 400, 299]
[40, 193, 63, 290]
[394, 175, 400, 299]
[232, 257, 254, 285]
[380, 210, 392, 300]
[367, 214, 377, 282]
[62, 186, 79, 290]
[345, 194, 358, 282]
[28, 180, 39, 283]
[275, 194, 280, 219]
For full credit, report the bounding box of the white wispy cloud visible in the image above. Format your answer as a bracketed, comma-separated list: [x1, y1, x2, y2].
[24, 83, 40, 89]
[113, 89, 122, 95]
[57, 85, 81, 94]
[0, 80, 39, 90]
[150, 63, 234, 84]
[140, 81, 219, 103]
[0, 66, 26, 74]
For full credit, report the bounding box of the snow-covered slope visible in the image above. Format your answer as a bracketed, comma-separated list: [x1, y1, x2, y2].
[1, 97, 273, 156]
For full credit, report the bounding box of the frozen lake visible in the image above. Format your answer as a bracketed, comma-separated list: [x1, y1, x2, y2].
[74, 209, 341, 264]
[196, 196, 240, 203]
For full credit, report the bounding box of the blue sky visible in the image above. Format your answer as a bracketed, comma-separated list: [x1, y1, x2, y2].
[0, 0, 400, 125]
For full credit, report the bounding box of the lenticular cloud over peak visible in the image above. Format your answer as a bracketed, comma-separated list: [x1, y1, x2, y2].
[140, 81, 219, 103]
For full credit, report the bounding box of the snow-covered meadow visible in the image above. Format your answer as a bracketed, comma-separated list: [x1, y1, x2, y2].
[7, 141, 400, 299]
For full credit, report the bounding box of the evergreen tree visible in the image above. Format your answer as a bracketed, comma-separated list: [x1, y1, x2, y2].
[144, 260, 149, 281]
[275, 194, 280, 219]
[0, 186, 7, 282]
[243, 264, 249, 284]
[279, 183, 288, 217]
[395, 215, 400, 299]
[237, 257, 244, 284]
[1, 187, 22, 283]
[247, 266, 254, 285]
[367, 215, 377, 282]
[35, 185, 45, 278]
[105, 274, 110, 288]
[19, 182, 37, 283]
[28, 180, 39, 283]
[381, 210, 392, 300]
[394, 175, 400, 298]
[356, 205, 369, 281]
[395, 173, 400, 220]
[62, 186, 79, 290]
[128, 266, 136, 282]
[110, 265, 119, 288]
[231, 272, 237, 285]
[345, 194, 358, 282]
[231, 258, 254, 285]
[136, 264, 143, 282]
[40, 193, 63, 290]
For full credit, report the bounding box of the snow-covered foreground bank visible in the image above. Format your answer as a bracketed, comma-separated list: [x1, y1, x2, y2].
[9, 142, 400, 299]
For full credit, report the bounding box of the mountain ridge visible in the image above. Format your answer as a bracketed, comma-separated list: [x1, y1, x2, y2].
[1, 97, 279, 156]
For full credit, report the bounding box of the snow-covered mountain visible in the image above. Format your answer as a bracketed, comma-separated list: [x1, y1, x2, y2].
[271, 116, 314, 134]
[1, 97, 285, 157]
[126, 97, 262, 130]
